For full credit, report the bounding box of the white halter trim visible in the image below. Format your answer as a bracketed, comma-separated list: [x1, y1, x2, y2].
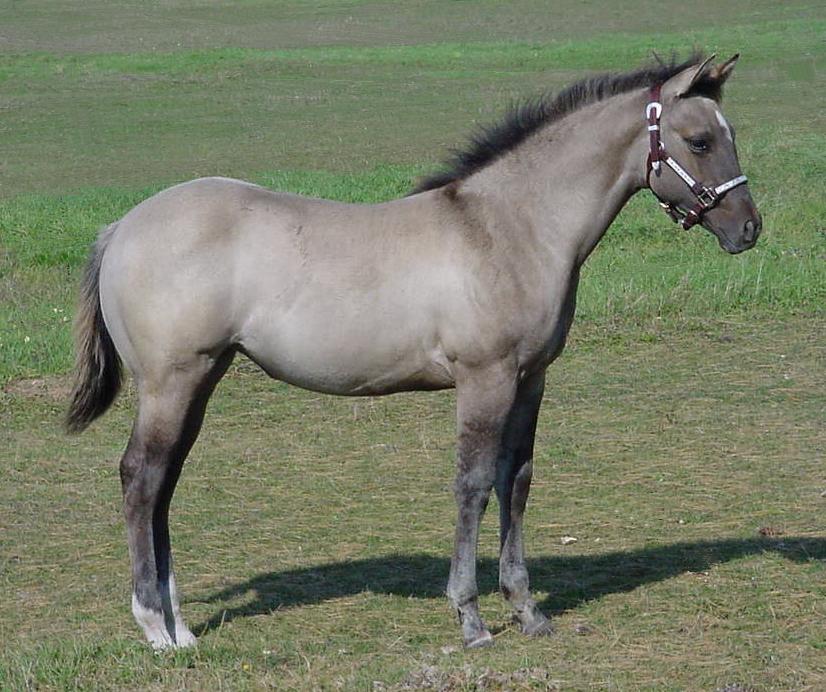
[714, 174, 748, 196]
[645, 86, 749, 230]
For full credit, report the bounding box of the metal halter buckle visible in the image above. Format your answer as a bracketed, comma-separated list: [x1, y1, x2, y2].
[696, 187, 719, 209]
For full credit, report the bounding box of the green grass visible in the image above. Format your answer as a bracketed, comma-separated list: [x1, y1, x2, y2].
[3, 17, 824, 77]
[1, 0, 825, 689]
[2, 319, 825, 689]
[4, 0, 822, 55]
[1, 11, 824, 197]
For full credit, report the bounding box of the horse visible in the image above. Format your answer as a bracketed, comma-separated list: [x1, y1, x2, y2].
[66, 53, 761, 649]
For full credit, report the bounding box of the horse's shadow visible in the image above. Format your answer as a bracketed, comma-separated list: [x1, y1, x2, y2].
[194, 537, 826, 634]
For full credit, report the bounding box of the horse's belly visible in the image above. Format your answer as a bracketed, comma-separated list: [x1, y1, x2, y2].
[240, 308, 454, 396]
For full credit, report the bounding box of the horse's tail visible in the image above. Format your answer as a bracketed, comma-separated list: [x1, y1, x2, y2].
[66, 223, 122, 433]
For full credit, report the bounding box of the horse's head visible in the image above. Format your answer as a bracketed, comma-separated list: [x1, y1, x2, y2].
[647, 54, 761, 254]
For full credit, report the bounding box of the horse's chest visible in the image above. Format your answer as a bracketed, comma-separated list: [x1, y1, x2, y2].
[519, 272, 580, 370]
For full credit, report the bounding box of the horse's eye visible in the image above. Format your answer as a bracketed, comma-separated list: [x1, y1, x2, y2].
[688, 138, 709, 153]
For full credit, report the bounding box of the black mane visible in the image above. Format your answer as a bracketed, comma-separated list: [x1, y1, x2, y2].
[412, 53, 713, 193]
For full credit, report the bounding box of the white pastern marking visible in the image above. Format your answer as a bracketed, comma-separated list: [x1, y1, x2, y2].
[166, 573, 197, 647]
[715, 110, 733, 142]
[167, 572, 181, 615]
[132, 594, 174, 649]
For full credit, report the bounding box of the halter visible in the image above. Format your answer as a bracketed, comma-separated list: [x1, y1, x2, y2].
[645, 84, 748, 230]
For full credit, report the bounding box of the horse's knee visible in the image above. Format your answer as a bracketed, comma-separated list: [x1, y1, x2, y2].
[454, 463, 496, 498]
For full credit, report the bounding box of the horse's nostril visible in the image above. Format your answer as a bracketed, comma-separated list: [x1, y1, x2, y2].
[743, 219, 758, 243]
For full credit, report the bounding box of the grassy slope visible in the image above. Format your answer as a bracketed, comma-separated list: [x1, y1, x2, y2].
[1, 18, 825, 196]
[1, 0, 825, 689]
[3, 0, 822, 54]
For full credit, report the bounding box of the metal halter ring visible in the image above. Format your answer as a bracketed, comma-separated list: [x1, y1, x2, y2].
[645, 101, 662, 121]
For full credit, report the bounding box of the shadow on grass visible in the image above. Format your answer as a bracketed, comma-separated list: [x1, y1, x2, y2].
[194, 537, 825, 634]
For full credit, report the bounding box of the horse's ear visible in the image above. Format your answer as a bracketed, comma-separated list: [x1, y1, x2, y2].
[661, 54, 716, 99]
[708, 53, 739, 86]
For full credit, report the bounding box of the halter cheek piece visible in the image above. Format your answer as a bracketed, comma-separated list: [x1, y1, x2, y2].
[645, 84, 748, 230]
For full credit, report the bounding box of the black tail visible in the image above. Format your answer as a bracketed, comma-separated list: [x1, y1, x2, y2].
[66, 223, 122, 433]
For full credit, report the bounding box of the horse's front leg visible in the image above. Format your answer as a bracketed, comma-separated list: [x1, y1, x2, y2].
[495, 369, 552, 636]
[448, 362, 518, 648]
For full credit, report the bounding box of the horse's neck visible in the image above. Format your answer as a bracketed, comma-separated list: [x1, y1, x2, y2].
[467, 90, 648, 267]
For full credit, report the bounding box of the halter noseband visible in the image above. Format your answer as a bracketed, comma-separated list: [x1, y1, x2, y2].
[645, 84, 748, 230]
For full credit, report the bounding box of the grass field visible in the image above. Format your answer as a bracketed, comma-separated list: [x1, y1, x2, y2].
[1, 1, 825, 689]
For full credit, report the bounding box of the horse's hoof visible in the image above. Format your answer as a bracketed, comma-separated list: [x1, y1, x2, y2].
[523, 620, 554, 637]
[174, 626, 197, 648]
[147, 627, 197, 651]
[518, 613, 554, 637]
[464, 629, 494, 649]
[149, 636, 175, 652]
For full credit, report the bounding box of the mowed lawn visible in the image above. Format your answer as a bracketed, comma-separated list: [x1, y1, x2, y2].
[1, 1, 825, 690]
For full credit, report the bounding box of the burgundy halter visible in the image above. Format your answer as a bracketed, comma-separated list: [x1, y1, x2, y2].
[645, 84, 748, 230]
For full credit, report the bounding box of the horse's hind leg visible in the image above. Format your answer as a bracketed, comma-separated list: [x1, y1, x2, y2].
[120, 350, 233, 649]
[495, 370, 551, 636]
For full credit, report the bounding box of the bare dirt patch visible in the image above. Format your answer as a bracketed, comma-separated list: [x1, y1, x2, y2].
[2, 375, 71, 402]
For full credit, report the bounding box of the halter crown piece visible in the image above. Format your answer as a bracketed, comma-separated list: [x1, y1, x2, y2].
[645, 84, 748, 230]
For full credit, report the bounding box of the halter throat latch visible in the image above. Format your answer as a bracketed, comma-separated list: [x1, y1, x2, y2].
[645, 84, 748, 230]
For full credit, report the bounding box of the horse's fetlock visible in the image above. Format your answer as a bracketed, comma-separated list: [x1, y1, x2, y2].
[447, 586, 478, 610]
[133, 583, 163, 614]
[500, 575, 529, 600]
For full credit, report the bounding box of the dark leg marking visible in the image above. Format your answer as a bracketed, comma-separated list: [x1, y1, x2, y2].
[495, 370, 552, 636]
